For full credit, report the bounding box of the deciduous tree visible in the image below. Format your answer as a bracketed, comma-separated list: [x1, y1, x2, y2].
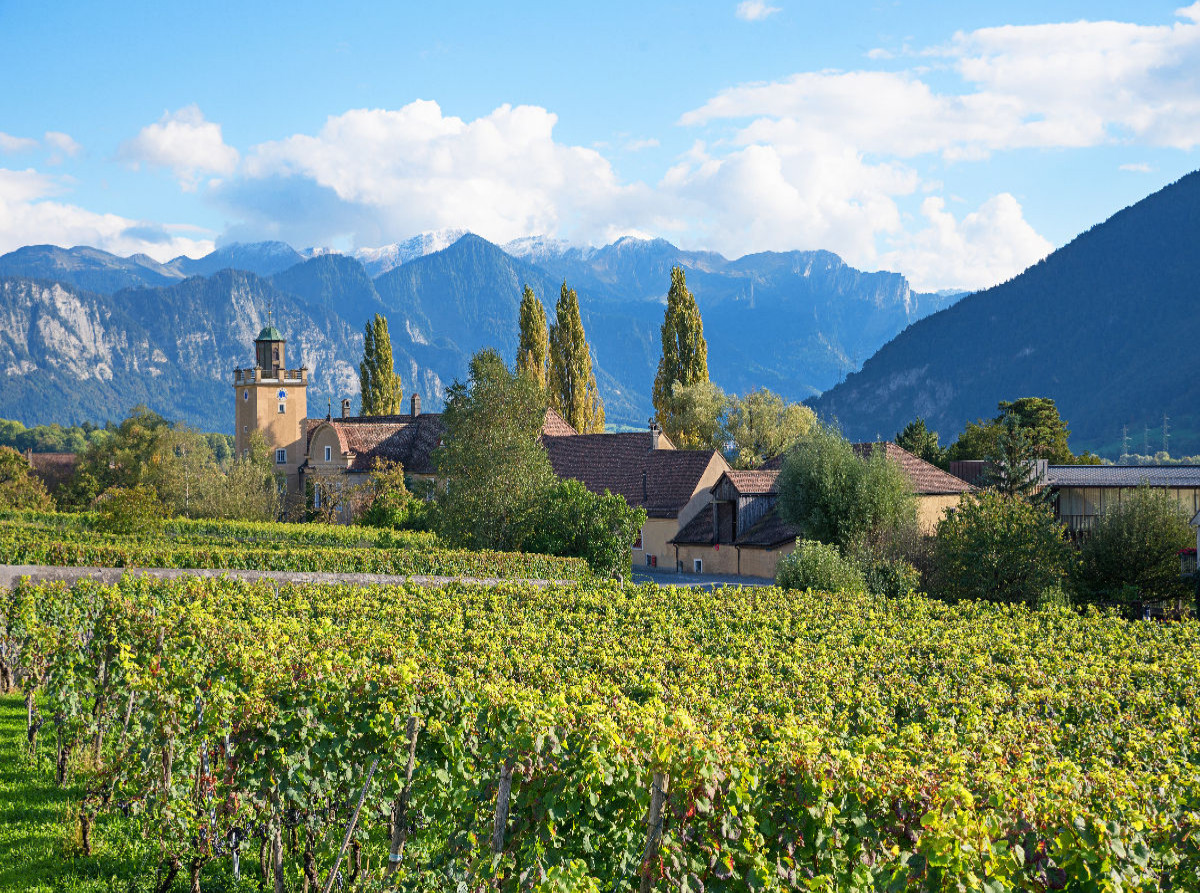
[1075, 485, 1193, 606]
[726, 388, 815, 468]
[777, 423, 917, 551]
[0, 446, 53, 511]
[934, 489, 1073, 606]
[435, 349, 556, 550]
[656, 380, 728, 451]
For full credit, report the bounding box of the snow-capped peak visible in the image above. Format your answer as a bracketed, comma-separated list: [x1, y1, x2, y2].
[502, 234, 574, 260]
[353, 228, 470, 276]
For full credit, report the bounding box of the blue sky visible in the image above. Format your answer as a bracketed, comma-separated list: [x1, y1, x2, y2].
[1, 1, 1198, 290]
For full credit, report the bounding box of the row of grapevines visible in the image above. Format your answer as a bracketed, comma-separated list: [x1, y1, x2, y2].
[0, 522, 589, 581]
[3, 575, 1199, 891]
[0, 509, 436, 549]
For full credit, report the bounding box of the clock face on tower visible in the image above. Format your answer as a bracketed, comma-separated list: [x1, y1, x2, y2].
[277, 389, 287, 401]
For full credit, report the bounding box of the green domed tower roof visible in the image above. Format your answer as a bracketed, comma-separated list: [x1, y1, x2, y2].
[256, 325, 284, 342]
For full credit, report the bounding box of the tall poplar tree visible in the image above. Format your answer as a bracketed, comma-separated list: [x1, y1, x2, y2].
[359, 313, 404, 415]
[515, 285, 549, 390]
[549, 282, 605, 433]
[653, 266, 710, 441]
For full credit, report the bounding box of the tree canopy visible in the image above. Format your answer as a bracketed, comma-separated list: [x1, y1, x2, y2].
[59, 406, 278, 520]
[656, 380, 727, 452]
[1075, 485, 1194, 605]
[777, 423, 917, 552]
[895, 418, 946, 468]
[359, 313, 404, 416]
[946, 397, 1098, 464]
[548, 283, 605, 434]
[934, 489, 1073, 607]
[435, 349, 556, 551]
[726, 388, 816, 468]
[0, 446, 54, 511]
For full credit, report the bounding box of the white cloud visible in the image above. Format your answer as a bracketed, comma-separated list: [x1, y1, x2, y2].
[0, 167, 214, 260]
[119, 105, 239, 190]
[227, 101, 652, 249]
[1119, 162, 1152, 172]
[736, 1, 780, 22]
[43, 131, 81, 159]
[0, 132, 38, 153]
[879, 194, 1053, 292]
[658, 137, 918, 266]
[684, 8, 1200, 156]
[625, 137, 660, 151]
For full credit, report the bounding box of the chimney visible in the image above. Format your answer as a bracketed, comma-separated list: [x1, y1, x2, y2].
[341, 398, 351, 419]
[649, 419, 661, 450]
[410, 392, 421, 417]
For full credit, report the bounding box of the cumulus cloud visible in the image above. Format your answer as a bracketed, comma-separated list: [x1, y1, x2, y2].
[684, 8, 1200, 156]
[119, 105, 239, 190]
[879, 194, 1053, 292]
[735, 1, 780, 22]
[225, 101, 652, 249]
[0, 132, 38, 153]
[43, 131, 82, 160]
[0, 167, 214, 260]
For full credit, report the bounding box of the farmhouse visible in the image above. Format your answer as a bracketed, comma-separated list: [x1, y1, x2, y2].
[542, 422, 730, 570]
[673, 443, 973, 579]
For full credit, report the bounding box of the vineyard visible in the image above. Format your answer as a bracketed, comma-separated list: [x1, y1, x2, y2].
[2, 575, 1198, 891]
[0, 512, 590, 581]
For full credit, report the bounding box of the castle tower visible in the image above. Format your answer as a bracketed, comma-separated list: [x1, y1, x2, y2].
[233, 324, 308, 496]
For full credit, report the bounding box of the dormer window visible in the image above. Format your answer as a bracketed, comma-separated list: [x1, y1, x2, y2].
[324, 446, 332, 462]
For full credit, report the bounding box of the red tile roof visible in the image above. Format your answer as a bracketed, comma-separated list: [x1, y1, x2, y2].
[541, 407, 577, 437]
[303, 408, 573, 476]
[307, 414, 445, 474]
[543, 432, 724, 518]
[26, 451, 78, 491]
[850, 442, 973, 495]
[721, 469, 780, 495]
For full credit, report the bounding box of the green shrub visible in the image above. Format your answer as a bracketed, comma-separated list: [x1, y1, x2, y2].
[1075, 485, 1193, 607]
[860, 556, 921, 598]
[776, 540, 866, 593]
[525, 479, 646, 579]
[92, 484, 164, 535]
[933, 490, 1073, 606]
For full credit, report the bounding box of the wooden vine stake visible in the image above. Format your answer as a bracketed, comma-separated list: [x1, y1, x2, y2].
[384, 716, 420, 878]
[319, 758, 378, 893]
[639, 771, 669, 893]
[492, 758, 516, 854]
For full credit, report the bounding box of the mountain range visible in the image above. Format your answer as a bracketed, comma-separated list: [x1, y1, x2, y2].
[0, 232, 955, 434]
[810, 170, 1200, 457]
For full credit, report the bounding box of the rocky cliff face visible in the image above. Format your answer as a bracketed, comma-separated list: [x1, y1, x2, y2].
[0, 274, 362, 432]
